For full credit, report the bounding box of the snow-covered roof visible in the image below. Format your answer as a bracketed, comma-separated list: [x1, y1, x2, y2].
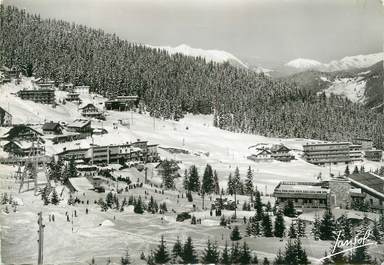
[67, 177, 94, 192]
[348, 173, 384, 198]
[67, 119, 91, 128]
[6, 140, 41, 150]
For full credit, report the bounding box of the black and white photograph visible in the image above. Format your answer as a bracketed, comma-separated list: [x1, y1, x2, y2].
[0, 0, 384, 264]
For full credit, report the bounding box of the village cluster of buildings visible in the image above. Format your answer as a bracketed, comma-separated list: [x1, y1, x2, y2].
[0, 121, 159, 167]
[273, 172, 384, 213]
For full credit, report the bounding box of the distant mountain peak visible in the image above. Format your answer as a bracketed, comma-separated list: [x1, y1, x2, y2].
[285, 52, 383, 72]
[285, 58, 323, 69]
[147, 43, 248, 68]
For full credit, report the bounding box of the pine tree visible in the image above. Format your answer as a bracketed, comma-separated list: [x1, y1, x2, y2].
[312, 214, 321, 240]
[297, 219, 306, 238]
[182, 237, 198, 264]
[251, 220, 261, 237]
[106, 192, 114, 208]
[282, 238, 308, 265]
[160, 160, 177, 190]
[233, 166, 243, 195]
[201, 239, 220, 264]
[220, 215, 227, 226]
[154, 236, 171, 264]
[230, 242, 241, 264]
[261, 214, 273, 237]
[274, 210, 285, 238]
[246, 221, 252, 236]
[213, 170, 220, 194]
[231, 225, 242, 241]
[283, 200, 296, 218]
[337, 214, 352, 240]
[227, 173, 234, 195]
[328, 242, 346, 264]
[202, 164, 214, 194]
[350, 245, 370, 264]
[239, 241, 252, 265]
[266, 201, 272, 213]
[288, 222, 297, 238]
[183, 169, 189, 190]
[41, 185, 50, 205]
[51, 188, 59, 205]
[188, 165, 200, 192]
[221, 241, 231, 265]
[134, 196, 144, 214]
[254, 190, 263, 220]
[344, 165, 350, 176]
[172, 237, 183, 261]
[353, 165, 359, 174]
[245, 166, 254, 199]
[319, 209, 336, 240]
[372, 220, 381, 244]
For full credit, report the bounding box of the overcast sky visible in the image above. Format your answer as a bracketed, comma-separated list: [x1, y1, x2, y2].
[5, 0, 384, 67]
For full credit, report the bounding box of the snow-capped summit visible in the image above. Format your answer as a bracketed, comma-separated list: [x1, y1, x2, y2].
[147, 43, 248, 68]
[285, 52, 383, 72]
[324, 52, 383, 72]
[285, 58, 323, 69]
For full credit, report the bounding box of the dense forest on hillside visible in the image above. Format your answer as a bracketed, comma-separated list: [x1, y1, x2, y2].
[1, 5, 383, 148]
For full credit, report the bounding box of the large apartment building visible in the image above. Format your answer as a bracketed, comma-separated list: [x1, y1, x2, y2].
[17, 88, 55, 104]
[273, 178, 365, 210]
[303, 142, 362, 165]
[274, 173, 384, 213]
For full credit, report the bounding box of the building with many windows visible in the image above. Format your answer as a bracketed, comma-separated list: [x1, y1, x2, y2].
[105, 95, 139, 111]
[80, 104, 105, 120]
[273, 178, 365, 210]
[353, 138, 373, 151]
[17, 88, 55, 104]
[303, 142, 363, 165]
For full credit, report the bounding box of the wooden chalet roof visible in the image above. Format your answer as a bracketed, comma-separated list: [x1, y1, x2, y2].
[271, 144, 290, 153]
[3, 125, 43, 139]
[42, 122, 62, 131]
[155, 160, 180, 170]
[80, 103, 98, 110]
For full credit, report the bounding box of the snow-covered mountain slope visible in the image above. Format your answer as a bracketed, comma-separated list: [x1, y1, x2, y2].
[325, 53, 383, 72]
[282, 61, 383, 106]
[147, 44, 248, 68]
[319, 76, 366, 103]
[285, 52, 383, 72]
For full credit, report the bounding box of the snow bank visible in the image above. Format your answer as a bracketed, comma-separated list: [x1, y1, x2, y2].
[101, 220, 115, 227]
[125, 205, 135, 213]
[201, 219, 219, 227]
